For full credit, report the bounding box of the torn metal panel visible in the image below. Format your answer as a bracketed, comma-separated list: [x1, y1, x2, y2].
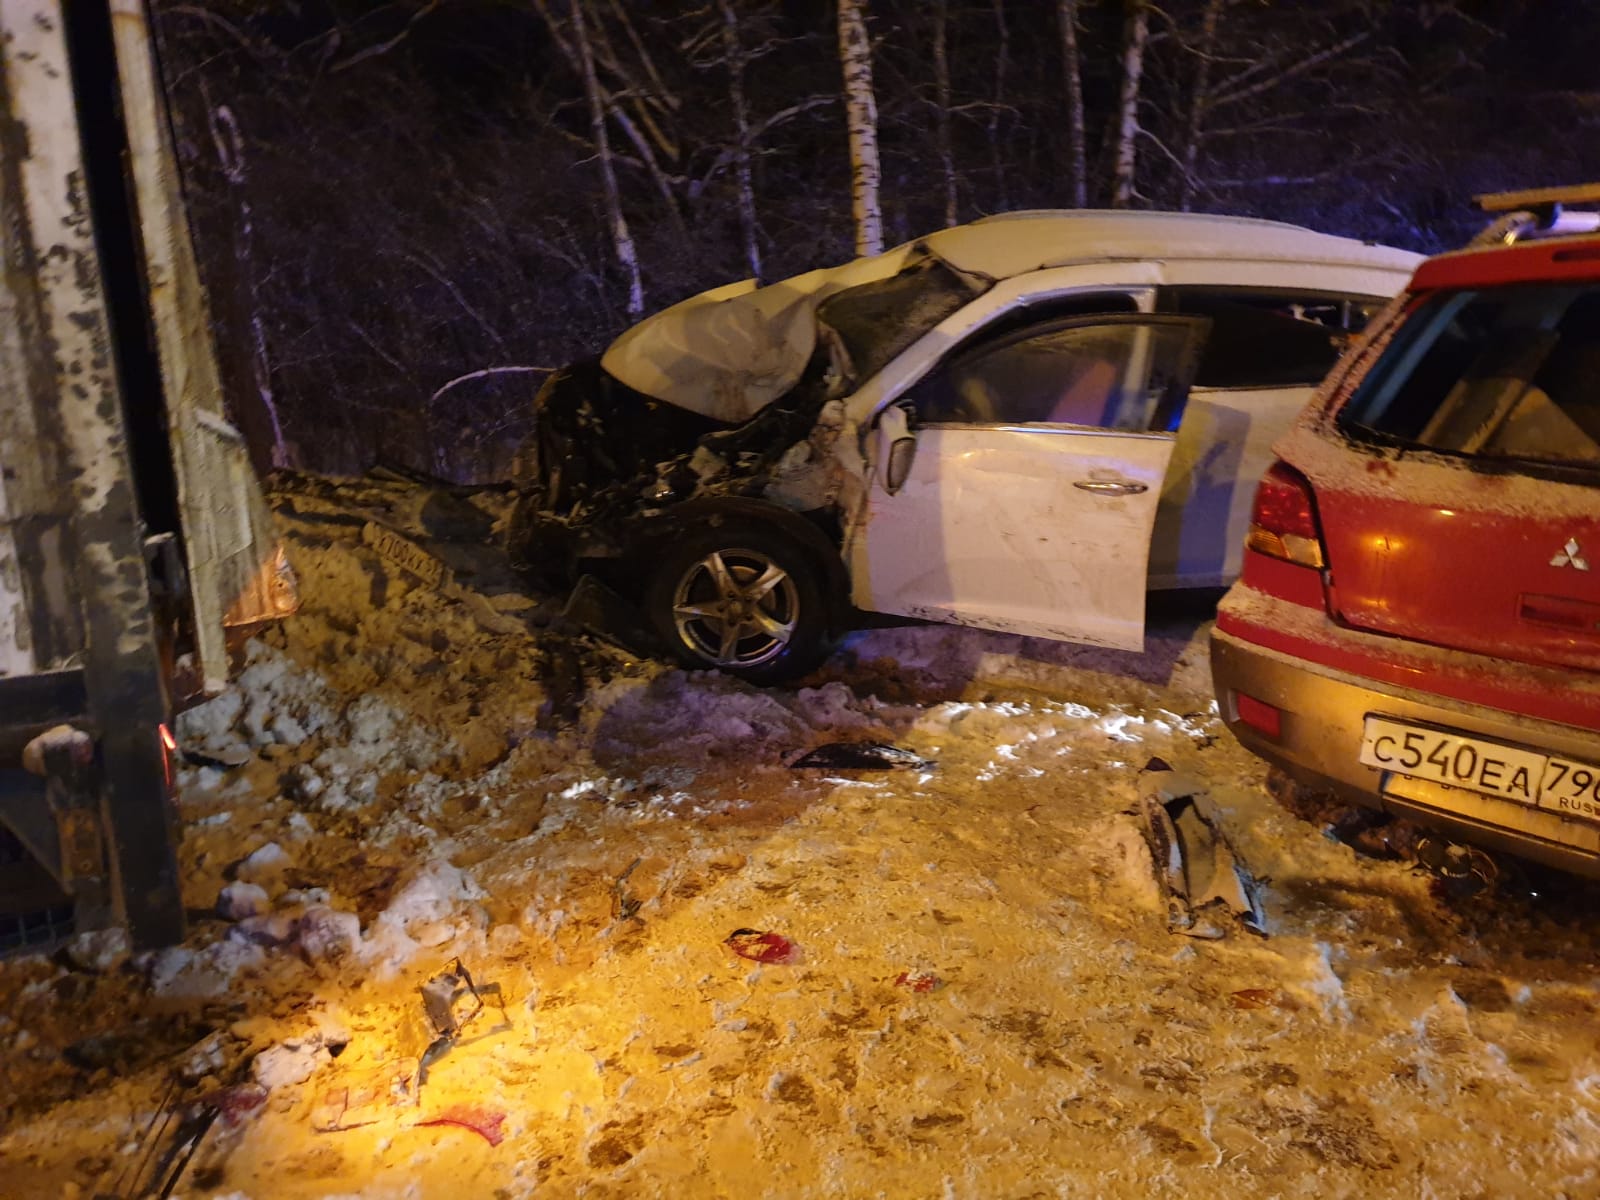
[110, 0, 297, 693]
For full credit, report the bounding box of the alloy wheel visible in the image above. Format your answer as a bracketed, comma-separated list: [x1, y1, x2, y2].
[671, 547, 800, 668]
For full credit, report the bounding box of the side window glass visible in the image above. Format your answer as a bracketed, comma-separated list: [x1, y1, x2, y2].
[1175, 291, 1382, 388]
[914, 321, 1196, 430]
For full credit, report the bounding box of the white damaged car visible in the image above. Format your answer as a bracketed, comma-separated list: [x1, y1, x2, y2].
[508, 210, 1418, 681]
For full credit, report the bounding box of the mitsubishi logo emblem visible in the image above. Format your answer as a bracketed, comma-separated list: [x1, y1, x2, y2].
[1551, 538, 1590, 570]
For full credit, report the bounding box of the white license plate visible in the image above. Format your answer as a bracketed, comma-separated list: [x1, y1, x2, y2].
[1360, 716, 1600, 823]
[361, 522, 445, 587]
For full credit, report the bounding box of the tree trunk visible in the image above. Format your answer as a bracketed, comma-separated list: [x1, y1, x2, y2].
[572, 0, 644, 318]
[932, 0, 957, 227]
[1110, 0, 1149, 209]
[718, 0, 762, 280]
[988, 0, 1011, 211]
[204, 99, 290, 471]
[836, 0, 883, 256]
[1179, 0, 1223, 211]
[1057, 0, 1088, 208]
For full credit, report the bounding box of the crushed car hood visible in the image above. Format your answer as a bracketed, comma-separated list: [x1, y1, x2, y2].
[600, 243, 979, 422]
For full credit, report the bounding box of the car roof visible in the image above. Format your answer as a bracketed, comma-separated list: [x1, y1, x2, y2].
[918, 210, 1421, 279]
[601, 210, 1419, 421]
[1410, 233, 1600, 292]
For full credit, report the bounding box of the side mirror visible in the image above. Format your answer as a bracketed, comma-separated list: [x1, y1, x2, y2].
[876, 405, 918, 495]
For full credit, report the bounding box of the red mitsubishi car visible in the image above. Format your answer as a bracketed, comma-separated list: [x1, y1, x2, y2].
[1211, 185, 1600, 878]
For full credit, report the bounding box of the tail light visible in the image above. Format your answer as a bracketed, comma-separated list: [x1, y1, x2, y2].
[1245, 462, 1326, 569]
[1234, 692, 1283, 740]
[159, 723, 178, 792]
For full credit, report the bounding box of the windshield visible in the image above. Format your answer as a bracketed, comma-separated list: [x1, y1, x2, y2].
[1339, 283, 1600, 470]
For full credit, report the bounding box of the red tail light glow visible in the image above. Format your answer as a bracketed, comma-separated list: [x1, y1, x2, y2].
[159, 723, 177, 792]
[1234, 692, 1283, 740]
[1245, 462, 1326, 569]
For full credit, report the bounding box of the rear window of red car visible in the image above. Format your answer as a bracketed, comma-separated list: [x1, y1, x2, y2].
[1338, 283, 1600, 472]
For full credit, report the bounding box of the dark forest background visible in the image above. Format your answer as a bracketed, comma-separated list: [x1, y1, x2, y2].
[150, 0, 1600, 482]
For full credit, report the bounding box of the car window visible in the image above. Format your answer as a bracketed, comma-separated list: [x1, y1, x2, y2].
[912, 318, 1200, 430]
[958, 291, 1141, 347]
[1340, 283, 1600, 470]
[1169, 289, 1384, 388]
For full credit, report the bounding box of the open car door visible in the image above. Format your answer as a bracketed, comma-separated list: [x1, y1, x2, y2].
[849, 315, 1207, 650]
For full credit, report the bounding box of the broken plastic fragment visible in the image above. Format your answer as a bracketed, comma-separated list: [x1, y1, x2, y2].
[1136, 758, 1266, 938]
[418, 1104, 506, 1146]
[182, 743, 253, 770]
[790, 742, 934, 770]
[206, 1082, 269, 1127]
[415, 959, 509, 1079]
[312, 1059, 419, 1132]
[725, 928, 798, 964]
[894, 969, 945, 993]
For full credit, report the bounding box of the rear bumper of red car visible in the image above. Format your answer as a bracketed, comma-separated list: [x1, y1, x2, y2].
[1211, 619, 1600, 880]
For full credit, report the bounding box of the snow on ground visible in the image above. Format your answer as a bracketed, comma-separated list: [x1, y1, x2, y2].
[2, 481, 1599, 1199]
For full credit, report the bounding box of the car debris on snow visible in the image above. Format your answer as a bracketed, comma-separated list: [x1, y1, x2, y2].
[1415, 836, 1499, 900]
[311, 1057, 420, 1133]
[1136, 757, 1266, 939]
[417, 958, 507, 1078]
[789, 741, 934, 770]
[610, 857, 645, 925]
[110, 1077, 265, 1200]
[894, 969, 945, 993]
[417, 1103, 508, 1147]
[180, 742, 253, 770]
[725, 928, 799, 964]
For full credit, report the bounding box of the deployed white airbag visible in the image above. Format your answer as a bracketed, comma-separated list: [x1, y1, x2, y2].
[600, 247, 919, 422]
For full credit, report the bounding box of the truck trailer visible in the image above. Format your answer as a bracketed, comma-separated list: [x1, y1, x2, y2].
[0, 0, 295, 950]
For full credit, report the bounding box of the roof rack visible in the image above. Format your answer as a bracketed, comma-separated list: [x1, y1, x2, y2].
[1469, 183, 1600, 247]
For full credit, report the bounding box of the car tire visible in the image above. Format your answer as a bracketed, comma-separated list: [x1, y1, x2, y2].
[644, 524, 832, 684]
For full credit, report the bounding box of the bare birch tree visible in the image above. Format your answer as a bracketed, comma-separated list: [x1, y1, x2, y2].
[932, 0, 958, 227]
[1178, 0, 1223, 211]
[1057, 0, 1088, 208]
[1110, 0, 1150, 208]
[837, 0, 883, 256]
[202, 94, 290, 470]
[987, 0, 1011, 211]
[570, 0, 645, 318]
[718, 0, 762, 279]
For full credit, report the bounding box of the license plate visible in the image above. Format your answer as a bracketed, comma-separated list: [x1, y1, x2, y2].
[1360, 717, 1600, 822]
[361, 522, 445, 587]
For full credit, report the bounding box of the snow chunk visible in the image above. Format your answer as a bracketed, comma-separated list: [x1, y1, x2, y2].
[297, 907, 362, 965]
[253, 1037, 330, 1089]
[64, 927, 130, 973]
[237, 842, 292, 886]
[379, 861, 487, 932]
[217, 881, 271, 921]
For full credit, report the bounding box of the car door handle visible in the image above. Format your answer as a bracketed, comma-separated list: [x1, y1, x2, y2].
[1073, 479, 1148, 496]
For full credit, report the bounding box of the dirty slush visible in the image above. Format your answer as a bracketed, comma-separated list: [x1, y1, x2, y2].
[2, 475, 1598, 1198]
